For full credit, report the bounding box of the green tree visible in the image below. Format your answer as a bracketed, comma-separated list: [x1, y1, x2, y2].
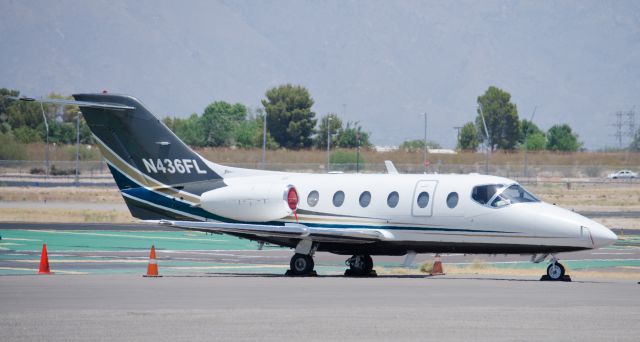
[523, 132, 547, 151]
[457, 122, 479, 150]
[201, 101, 247, 147]
[546, 124, 581, 151]
[315, 113, 342, 149]
[476, 86, 520, 150]
[262, 84, 317, 149]
[336, 121, 372, 148]
[178, 114, 207, 147]
[519, 119, 544, 144]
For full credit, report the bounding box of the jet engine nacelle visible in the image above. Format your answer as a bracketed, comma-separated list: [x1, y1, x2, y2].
[200, 183, 298, 222]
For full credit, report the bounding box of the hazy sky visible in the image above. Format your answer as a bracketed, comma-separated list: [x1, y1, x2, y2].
[1, 0, 639, 149]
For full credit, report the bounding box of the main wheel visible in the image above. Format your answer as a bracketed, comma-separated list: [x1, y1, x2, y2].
[547, 262, 565, 280]
[290, 253, 314, 276]
[347, 255, 374, 276]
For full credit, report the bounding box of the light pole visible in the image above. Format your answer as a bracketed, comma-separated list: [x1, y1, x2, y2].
[478, 104, 491, 174]
[75, 112, 81, 185]
[262, 110, 267, 166]
[326, 116, 332, 172]
[423, 113, 428, 173]
[523, 106, 538, 179]
[40, 103, 49, 179]
[356, 132, 361, 173]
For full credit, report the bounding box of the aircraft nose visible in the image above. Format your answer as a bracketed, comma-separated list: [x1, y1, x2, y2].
[589, 225, 618, 248]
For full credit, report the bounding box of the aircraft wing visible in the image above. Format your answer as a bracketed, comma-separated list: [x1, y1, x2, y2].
[157, 220, 394, 244]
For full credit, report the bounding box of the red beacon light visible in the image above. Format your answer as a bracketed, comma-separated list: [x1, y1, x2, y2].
[286, 186, 299, 222]
[102, 90, 108, 94]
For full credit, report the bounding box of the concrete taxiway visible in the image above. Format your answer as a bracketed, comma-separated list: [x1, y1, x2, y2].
[0, 275, 638, 341]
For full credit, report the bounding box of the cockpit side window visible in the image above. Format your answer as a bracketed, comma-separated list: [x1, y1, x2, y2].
[473, 183, 539, 208]
[471, 184, 500, 205]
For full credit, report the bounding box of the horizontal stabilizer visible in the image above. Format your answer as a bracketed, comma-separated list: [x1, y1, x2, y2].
[6, 96, 135, 110]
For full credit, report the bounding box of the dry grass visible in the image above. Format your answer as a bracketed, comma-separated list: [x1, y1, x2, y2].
[0, 208, 133, 223]
[21, 143, 640, 167]
[527, 183, 640, 211]
[0, 187, 122, 203]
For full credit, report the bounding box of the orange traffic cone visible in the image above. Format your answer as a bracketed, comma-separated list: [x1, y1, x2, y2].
[143, 245, 161, 277]
[38, 243, 53, 274]
[430, 254, 445, 276]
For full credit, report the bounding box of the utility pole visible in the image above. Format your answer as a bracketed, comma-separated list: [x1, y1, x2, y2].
[75, 112, 81, 185]
[478, 105, 490, 174]
[262, 111, 267, 166]
[453, 126, 462, 144]
[40, 103, 49, 179]
[423, 113, 428, 173]
[523, 106, 538, 179]
[356, 132, 360, 173]
[327, 116, 332, 172]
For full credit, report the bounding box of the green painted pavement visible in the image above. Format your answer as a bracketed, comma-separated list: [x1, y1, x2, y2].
[0, 229, 259, 252]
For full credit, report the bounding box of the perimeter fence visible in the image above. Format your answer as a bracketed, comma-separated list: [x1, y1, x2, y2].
[0, 160, 638, 186]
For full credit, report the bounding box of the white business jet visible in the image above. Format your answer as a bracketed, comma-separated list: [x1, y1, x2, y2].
[11, 94, 618, 280]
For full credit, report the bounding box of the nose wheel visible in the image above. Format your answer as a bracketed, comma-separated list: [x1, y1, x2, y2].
[546, 262, 565, 280]
[541, 256, 570, 281]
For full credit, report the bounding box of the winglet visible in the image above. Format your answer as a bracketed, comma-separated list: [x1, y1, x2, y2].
[384, 160, 399, 174]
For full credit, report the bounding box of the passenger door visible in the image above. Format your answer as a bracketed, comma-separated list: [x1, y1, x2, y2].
[411, 180, 438, 217]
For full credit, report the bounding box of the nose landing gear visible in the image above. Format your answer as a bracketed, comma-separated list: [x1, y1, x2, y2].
[541, 255, 571, 282]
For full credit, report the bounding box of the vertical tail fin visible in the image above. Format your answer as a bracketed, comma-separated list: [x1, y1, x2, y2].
[73, 93, 224, 220]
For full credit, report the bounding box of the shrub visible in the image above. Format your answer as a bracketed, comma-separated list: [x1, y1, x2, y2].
[0, 132, 27, 160]
[330, 150, 366, 171]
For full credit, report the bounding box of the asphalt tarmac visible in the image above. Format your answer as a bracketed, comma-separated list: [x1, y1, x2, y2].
[0, 275, 638, 341]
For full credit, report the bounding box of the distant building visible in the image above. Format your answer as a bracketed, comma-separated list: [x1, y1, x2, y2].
[428, 149, 457, 155]
[374, 145, 399, 152]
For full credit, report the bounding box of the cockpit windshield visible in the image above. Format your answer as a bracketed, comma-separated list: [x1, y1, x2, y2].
[472, 183, 539, 208]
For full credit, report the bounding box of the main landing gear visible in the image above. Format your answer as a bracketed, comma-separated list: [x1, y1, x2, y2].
[286, 240, 317, 276]
[288, 253, 315, 276]
[344, 255, 376, 277]
[541, 255, 570, 281]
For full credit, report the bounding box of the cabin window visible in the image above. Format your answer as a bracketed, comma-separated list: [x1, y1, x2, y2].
[446, 192, 459, 208]
[387, 191, 399, 208]
[416, 191, 429, 208]
[307, 190, 319, 207]
[333, 191, 345, 207]
[359, 191, 371, 208]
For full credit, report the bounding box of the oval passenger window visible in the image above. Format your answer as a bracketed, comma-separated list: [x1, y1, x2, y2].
[447, 192, 459, 208]
[307, 190, 319, 207]
[417, 191, 429, 208]
[387, 191, 399, 208]
[359, 191, 371, 208]
[333, 191, 345, 207]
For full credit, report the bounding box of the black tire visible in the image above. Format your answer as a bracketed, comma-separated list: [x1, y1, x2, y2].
[547, 262, 565, 280]
[348, 255, 374, 276]
[290, 253, 314, 276]
[362, 255, 374, 274]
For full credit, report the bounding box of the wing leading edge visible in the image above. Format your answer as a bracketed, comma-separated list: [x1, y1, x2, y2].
[157, 220, 395, 244]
